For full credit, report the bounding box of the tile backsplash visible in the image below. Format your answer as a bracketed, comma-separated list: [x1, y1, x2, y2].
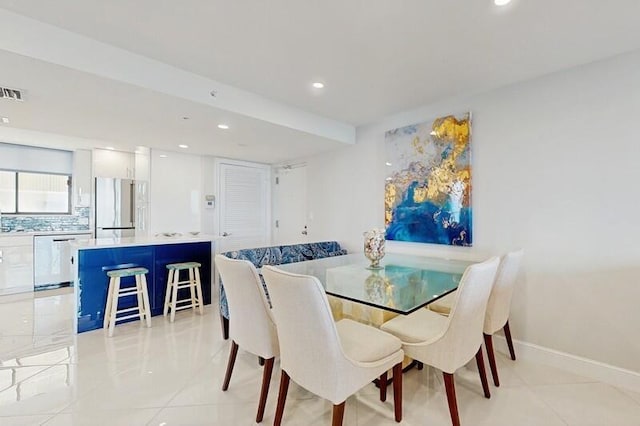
[0, 207, 90, 232]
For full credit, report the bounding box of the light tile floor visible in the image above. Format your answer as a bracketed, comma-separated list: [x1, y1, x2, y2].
[1, 288, 639, 425]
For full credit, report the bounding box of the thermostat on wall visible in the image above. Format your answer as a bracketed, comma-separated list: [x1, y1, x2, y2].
[205, 195, 215, 209]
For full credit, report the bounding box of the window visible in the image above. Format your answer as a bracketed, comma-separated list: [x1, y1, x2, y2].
[0, 170, 71, 214]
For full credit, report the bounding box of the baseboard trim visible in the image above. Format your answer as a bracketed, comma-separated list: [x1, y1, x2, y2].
[493, 335, 640, 393]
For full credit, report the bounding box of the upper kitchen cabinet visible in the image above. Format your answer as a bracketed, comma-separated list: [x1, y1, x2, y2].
[134, 146, 151, 182]
[134, 147, 150, 236]
[72, 149, 92, 207]
[93, 149, 135, 179]
[149, 150, 202, 235]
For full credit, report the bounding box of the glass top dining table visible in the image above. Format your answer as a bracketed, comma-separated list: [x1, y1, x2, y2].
[274, 253, 474, 315]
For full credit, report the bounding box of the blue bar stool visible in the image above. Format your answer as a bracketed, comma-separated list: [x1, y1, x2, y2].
[163, 262, 204, 322]
[104, 267, 152, 337]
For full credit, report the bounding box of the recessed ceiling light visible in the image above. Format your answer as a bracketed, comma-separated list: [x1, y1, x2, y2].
[178, 144, 189, 149]
[182, 116, 190, 120]
[218, 124, 229, 130]
[312, 82, 325, 89]
[159, 154, 168, 158]
[105, 146, 115, 150]
[494, 0, 511, 5]
[1, 117, 9, 124]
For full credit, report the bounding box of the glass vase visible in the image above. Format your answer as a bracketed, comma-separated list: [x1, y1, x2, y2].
[363, 228, 386, 269]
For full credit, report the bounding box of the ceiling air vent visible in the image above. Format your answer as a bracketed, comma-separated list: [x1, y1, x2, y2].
[0, 86, 24, 101]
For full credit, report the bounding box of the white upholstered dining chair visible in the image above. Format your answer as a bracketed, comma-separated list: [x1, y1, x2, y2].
[214, 255, 279, 423]
[380, 257, 500, 426]
[429, 249, 524, 386]
[262, 265, 405, 426]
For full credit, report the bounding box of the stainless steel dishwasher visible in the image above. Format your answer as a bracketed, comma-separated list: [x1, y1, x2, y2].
[34, 232, 92, 290]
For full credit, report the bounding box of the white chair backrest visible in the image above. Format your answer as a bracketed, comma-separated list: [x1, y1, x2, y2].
[437, 257, 500, 371]
[214, 255, 278, 357]
[484, 249, 524, 334]
[261, 265, 346, 397]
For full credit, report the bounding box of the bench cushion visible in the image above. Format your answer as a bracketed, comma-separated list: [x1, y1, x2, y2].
[224, 246, 283, 268]
[218, 241, 347, 319]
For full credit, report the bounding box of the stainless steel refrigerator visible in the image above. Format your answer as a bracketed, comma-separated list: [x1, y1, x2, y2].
[95, 177, 136, 238]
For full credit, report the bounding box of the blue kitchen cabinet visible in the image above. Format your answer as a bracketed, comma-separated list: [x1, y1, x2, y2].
[77, 242, 211, 333]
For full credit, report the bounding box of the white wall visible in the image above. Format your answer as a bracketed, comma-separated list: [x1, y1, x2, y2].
[201, 156, 217, 235]
[149, 150, 202, 235]
[305, 49, 640, 373]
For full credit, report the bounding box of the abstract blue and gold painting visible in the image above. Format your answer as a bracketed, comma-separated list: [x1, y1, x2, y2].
[384, 113, 472, 246]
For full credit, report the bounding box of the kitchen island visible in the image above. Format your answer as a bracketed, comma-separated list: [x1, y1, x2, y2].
[72, 234, 220, 333]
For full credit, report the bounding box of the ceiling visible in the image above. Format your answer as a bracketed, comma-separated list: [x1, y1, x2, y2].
[0, 50, 345, 163]
[1, 0, 640, 161]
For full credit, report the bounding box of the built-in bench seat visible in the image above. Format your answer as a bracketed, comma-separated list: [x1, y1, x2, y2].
[218, 241, 347, 339]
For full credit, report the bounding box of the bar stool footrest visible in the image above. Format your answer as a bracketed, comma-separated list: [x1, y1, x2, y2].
[173, 303, 200, 312]
[116, 306, 142, 314]
[114, 313, 143, 322]
[118, 289, 143, 297]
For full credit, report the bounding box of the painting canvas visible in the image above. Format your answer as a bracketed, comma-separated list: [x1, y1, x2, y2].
[384, 112, 472, 246]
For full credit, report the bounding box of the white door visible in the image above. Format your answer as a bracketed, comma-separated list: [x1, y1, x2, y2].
[216, 160, 271, 252]
[273, 165, 308, 245]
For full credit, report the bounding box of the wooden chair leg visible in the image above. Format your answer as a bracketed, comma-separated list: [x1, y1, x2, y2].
[222, 341, 238, 391]
[107, 277, 120, 337]
[332, 402, 345, 426]
[274, 370, 291, 426]
[220, 314, 229, 340]
[103, 277, 115, 329]
[134, 275, 144, 322]
[194, 266, 204, 315]
[188, 267, 197, 312]
[393, 362, 403, 422]
[379, 370, 388, 402]
[475, 347, 491, 398]
[140, 274, 152, 327]
[163, 269, 173, 316]
[484, 333, 500, 387]
[504, 320, 516, 361]
[443, 372, 460, 426]
[256, 357, 274, 423]
[170, 269, 179, 323]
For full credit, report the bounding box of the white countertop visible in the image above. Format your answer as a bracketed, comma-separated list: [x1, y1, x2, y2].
[71, 234, 222, 250]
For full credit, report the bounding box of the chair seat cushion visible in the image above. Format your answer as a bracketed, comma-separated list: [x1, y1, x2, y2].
[428, 291, 456, 316]
[106, 267, 148, 277]
[381, 309, 449, 344]
[166, 261, 201, 270]
[336, 319, 402, 363]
